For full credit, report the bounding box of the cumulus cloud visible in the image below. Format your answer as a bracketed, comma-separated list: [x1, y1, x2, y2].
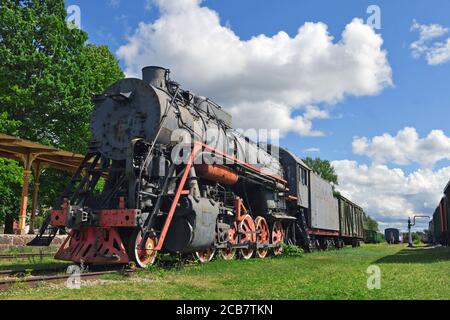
[228, 103, 328, 137]
[352, 127, 450, 167]
[410, 20, 450, 65]
[117, 0, 392, 136]
[333, 160, 450, 230]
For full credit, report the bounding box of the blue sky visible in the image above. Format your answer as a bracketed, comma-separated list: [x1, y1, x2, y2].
[65, 0, 450, 231]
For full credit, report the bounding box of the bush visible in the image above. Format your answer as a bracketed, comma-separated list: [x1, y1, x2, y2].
[281, 244, 304, 257]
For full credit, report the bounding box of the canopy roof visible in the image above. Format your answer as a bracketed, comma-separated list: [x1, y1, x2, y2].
[0, 133, 85, 172]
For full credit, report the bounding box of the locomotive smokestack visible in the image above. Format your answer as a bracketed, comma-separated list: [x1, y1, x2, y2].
[142, 66, 168, 90]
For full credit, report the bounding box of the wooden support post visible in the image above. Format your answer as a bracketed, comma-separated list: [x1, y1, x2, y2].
[17, 169, 32, 235]
[17, 152, 35, 235]
[29, 161, 42, 235]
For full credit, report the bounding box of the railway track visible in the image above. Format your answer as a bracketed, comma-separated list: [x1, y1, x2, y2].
[0, 253, 55, 260]
[0, 270, 124, 291]
[0, 265, 70, 277]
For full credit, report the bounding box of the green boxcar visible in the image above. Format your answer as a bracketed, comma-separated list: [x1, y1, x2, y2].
[364, 230, 384, 243]
[337, 195, 364, 244]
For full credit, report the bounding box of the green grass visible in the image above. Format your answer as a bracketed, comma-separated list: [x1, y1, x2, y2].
[1, 244, 449, 300]
[0, 247, 68, 271]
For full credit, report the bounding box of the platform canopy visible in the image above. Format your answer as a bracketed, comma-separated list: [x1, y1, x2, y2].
[0, 133, 86, 234]
[0, 133, 84, 173]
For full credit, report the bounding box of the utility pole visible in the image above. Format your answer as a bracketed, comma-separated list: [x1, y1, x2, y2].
[408, 218, 413, 248]
[408, 215, 431, 248]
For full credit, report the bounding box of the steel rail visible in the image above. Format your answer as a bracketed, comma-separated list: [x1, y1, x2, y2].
[0, 253, 55, 260]
[0, 270, 132, 291]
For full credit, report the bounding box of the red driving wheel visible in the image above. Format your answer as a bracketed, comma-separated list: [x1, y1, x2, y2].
[255, 217, 269, 259]
[128, 229, 158, 268]
[271, 221, 284, 256]
[195, 248, 216, 263]
[239, 214, 256, 260]
[220, 222, 238, 260]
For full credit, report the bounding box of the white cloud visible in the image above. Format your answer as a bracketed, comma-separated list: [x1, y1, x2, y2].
[227, 103, 328, 137]
[426, 39, 450, 65]
[304, 148, 320, 153]
[333, 160, 450, 230]
[410, 20, 450, 65]
[352, 127, 450, 167]
[117, 0, 392, 136]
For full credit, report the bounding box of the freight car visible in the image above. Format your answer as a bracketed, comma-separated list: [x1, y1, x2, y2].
[428, 220, 435, 243]
[274, 147, 365, 250]
[429, 183, 449, 246]
[422, 230, 431, 244]
[384, 228, 400, 244]
[429, 181, 450, 246]
[30, 66, 365, 267]
[364, 230, 384, 244]
[336, 195, 364, 247]
[401, 232, 410, 244]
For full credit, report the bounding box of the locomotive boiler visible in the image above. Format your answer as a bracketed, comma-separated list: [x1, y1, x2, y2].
[30, 66, 366, 267]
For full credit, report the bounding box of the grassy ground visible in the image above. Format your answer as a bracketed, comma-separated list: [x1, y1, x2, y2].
[1, 244, 449, 300]
[0, 246, 68, 271]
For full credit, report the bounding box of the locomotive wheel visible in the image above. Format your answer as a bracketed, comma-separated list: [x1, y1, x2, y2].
[271, 221, 284, 256]
[255, 217, 269, 259]
[220, 223, 238, 261]
[195, 248, 216, 264]
[128, 229, 157, 268]
[239, 215, 256, 260]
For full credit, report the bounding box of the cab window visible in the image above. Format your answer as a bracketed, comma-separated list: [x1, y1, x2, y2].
[300, 166, 308, 186]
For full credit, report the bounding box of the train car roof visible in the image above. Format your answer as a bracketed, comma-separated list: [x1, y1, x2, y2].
[264, 144, 311, 170]
[336, 193, 363, 210]
[444, 179, 450, 194]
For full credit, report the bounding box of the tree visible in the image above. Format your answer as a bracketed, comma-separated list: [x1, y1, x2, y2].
[303, 157, 339, 185]
[0, 112, 23, 231]
[0, 0, 123, 153]
[0, 0, 124, 225]
[364, 215, 379, 232]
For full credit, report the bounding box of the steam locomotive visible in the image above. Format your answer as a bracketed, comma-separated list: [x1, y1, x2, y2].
[31, 66, 364, 267]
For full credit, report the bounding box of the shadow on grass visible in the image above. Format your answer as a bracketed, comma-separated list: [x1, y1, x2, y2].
[375, 246, 450, 264]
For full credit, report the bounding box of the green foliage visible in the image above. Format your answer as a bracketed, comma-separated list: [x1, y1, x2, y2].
[412, 232, 421, 244]
[0, 0, 123, 153]
[0, 112, 23, 225]
[0, 0, 124, 223]
[0, 112, 20, 136]
[303, 157, 339, 185]
[0, 158, 23, 224]
[364, 215, 379, 232]
[281, 244, 304, 257]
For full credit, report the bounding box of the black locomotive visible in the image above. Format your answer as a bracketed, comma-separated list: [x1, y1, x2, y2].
[31, 67, 364, 267]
